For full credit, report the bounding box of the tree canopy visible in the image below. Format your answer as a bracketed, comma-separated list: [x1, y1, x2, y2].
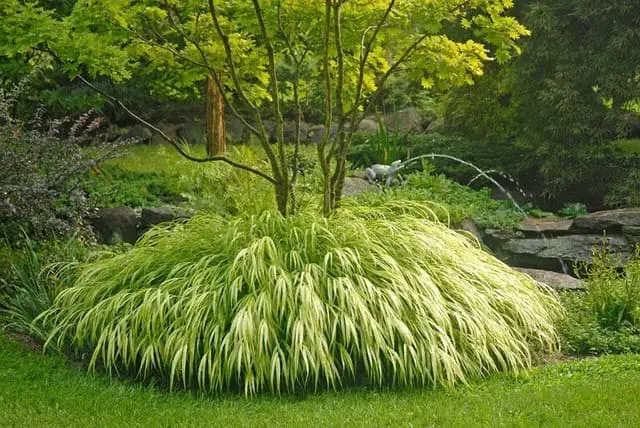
[443, 0, 640, 206]
[1, 0, 529, 215]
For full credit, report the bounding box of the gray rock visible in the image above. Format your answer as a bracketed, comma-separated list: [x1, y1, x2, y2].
[283, 121, 310, 143]
[308, 125, 328, 144]
[226, 117, 250, 143]
[90, 207, 138, 245]
[514, 267, 584, 290]
[572, 208, 640, 232]
[456, 219, 483, 244]
[501, 234, 632, 272]
[623, 225, 640, 234]
[382, 108, 430, 133]
[262, 120, 277, 142]
[426, 117, 445, 133]
[341, 177, 379, 197]
[349, 170, 369, 180]
[124, 125, 153, 143]
[484, 228, 525, 245]
[623, 226, 640, 246]
[105, 125, 126, 142]
[516, 217, 574, 235]
[140, 206, 192, 230]
[357, 119, 379, 133]
[179, 121, 206, 144]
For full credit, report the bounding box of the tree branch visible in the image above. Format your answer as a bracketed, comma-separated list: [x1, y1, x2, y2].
[276, 1, 309, 215]
[207, 0, 282, 183]
[76, 75, 277, 185]
[125, 20, 263, 139]
[346, 0, 473, 119]
[354, 0, 396, 109]
[251, 0, 287, 182]
[319, 0, 334, 216]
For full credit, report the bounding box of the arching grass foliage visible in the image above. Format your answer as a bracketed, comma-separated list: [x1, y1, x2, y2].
[39, 202, 561, 395]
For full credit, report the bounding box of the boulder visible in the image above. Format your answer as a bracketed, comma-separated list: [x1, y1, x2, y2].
[349, 170, 369, 180]
[140, 206, 193, 230]
[226, 117, 250, 143]
[456, 219, 483, 244]
[124, 125, 153, 143]
[382, 108, 430, 133]
[283, 121, 310, 143]
[90, 207, 138, 245]
[572, 208, 640, 232]
[261, 120, 277, 142]
[484, 228, 525, 247]
[513, 268, 584, 290]
[357, 118, 379, 133]
[308, 125, 328, 144]
[179, 121, 206, 144]
[500, 234, 632, 272]
[426, 117, 445, 133]
[105, 126, 126, 142]
[516, 216, 574, 236]
[341, 177, 379, 197]
[623, 226, 640, 246]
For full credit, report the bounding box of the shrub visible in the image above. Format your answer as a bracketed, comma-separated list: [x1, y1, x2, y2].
[0, 74, 123, 243]
[348, 130, 640, 211]
[82, 165, 180, 208]
[585, 248, 640, 330]
[355, 168, 523, 230]
[559, 292, 640, 356]
[558, 291, 640, 356]
[558, 248, 640, 356]
[604, 166, 640, 209]
[87, 144, 321, 216]
[558, 203, 588, 219]
[40, 202, 560, 394]
[350, 123, 415, 167]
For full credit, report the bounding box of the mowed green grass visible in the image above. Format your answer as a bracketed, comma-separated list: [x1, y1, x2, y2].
[2, 333, 640, 427]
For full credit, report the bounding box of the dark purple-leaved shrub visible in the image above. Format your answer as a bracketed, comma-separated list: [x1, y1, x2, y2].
[0, 75, 124, 242]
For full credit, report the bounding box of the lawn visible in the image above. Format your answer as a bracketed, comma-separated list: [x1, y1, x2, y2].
[2, 333, 640, 427]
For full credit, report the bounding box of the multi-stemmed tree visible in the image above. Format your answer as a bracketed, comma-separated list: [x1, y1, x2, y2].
[2, 0, 529, 216]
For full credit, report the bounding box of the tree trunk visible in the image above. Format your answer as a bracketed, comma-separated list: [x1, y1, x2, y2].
[205, 73, 226, 156]
[275, 180, 289, 216]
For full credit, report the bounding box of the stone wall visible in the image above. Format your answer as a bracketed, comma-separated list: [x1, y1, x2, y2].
[481, 208, 640, 274]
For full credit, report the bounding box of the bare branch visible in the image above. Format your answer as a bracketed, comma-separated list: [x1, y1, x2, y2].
[207, 0, 283, 183]
[355, 0, 396, 102]
[76, 75, 277, 185]
[207, 0, 258, 112]
[124, 20, 263, 139]
[276, 0, 308, 215]
[251, 0, 287, 181]
[319, 0, 334, 216]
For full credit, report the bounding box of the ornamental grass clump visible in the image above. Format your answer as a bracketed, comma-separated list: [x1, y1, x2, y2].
[40, 202, 560, 394]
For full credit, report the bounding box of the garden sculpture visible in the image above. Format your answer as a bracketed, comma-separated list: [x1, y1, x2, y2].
[366, 160, 404, 186]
